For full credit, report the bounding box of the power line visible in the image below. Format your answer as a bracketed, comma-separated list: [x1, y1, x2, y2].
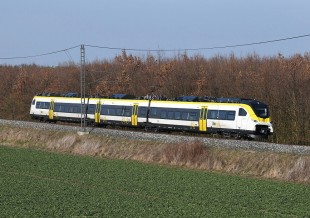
[0, 45, 80, 60]
[0, 33, 309, 61]
[85, 33, 310, 52]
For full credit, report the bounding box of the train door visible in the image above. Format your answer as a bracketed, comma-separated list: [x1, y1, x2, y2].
[132, 104, 138, 126]
[49, 100, 54, 120]
[199, 106, 208, 132]
[236, 108, 248, 130]
[95, 101, 101, 124]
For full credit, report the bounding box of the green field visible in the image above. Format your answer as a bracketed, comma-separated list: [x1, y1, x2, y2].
[0, 146, 309, 217]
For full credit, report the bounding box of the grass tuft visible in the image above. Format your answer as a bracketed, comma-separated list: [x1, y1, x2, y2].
[162, 141, 208, 166]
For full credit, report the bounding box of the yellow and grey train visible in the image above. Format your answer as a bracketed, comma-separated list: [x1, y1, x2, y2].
[30, 93, 273, 139]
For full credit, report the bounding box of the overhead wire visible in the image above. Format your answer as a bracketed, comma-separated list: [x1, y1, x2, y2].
[0, 34, 309, 60]
[0, 45, 80, 60]
[85, 33, 310, 52]
[64, 50, 74, 63]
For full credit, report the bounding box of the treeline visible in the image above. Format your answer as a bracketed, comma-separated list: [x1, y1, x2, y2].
[0, 51, 309, 145]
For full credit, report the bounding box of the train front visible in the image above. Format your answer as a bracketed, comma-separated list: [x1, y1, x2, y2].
[245, 100, 273, 139]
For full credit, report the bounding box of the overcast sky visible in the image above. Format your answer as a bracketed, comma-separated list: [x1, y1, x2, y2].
[1, 0, 309, 66]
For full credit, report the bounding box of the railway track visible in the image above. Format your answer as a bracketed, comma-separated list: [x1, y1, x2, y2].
[1, 119, 309, 155]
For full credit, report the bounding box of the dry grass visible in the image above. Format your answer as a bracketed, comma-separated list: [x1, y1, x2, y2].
[1, 126, 309, 184]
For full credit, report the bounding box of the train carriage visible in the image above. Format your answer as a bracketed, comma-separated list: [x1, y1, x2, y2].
[30, 93, 273, 139]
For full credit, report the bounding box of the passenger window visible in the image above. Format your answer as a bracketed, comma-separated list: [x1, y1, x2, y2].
[218, 111, 226, 120]
[54, 105, 60, 112]
[64, 105, 69, 113]
[149, 108, 159, 118]
[181, 112, 188, 120]
[160, 111, 167, 119]
[88, 105, 95, 114]
[101, 108, 109, 115]
[239, 108, 247, 116]
[124, 108, 131, 116]
[37, 102, 50, 109]
[208, 110, 218, 119]
[116, 108, 122, 116]
[138, 107, 147, 117]
[69, 106, 74, 113]
[189, 112, 198, 121]
[73, 106, 79, 113]
[61, 105, 65, 112]
[167, 111, 174, 119]
[60, 105, 66, 112]
[109, 108, 116, 116]
[227, 111, 236, 120]
[175, 112, 181, 120]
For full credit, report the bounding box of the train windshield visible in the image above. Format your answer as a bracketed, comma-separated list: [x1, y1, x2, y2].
[242, 100, 270, 119]
[252, 102, 269, 118]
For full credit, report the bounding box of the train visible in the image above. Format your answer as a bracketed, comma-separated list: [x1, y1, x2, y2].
[29, 93, 273, 139]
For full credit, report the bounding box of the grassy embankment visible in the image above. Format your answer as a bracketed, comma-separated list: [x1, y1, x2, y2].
[0, 125, 309, 184]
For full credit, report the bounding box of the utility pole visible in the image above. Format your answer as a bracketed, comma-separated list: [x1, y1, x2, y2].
[79, 44, 87, 134]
